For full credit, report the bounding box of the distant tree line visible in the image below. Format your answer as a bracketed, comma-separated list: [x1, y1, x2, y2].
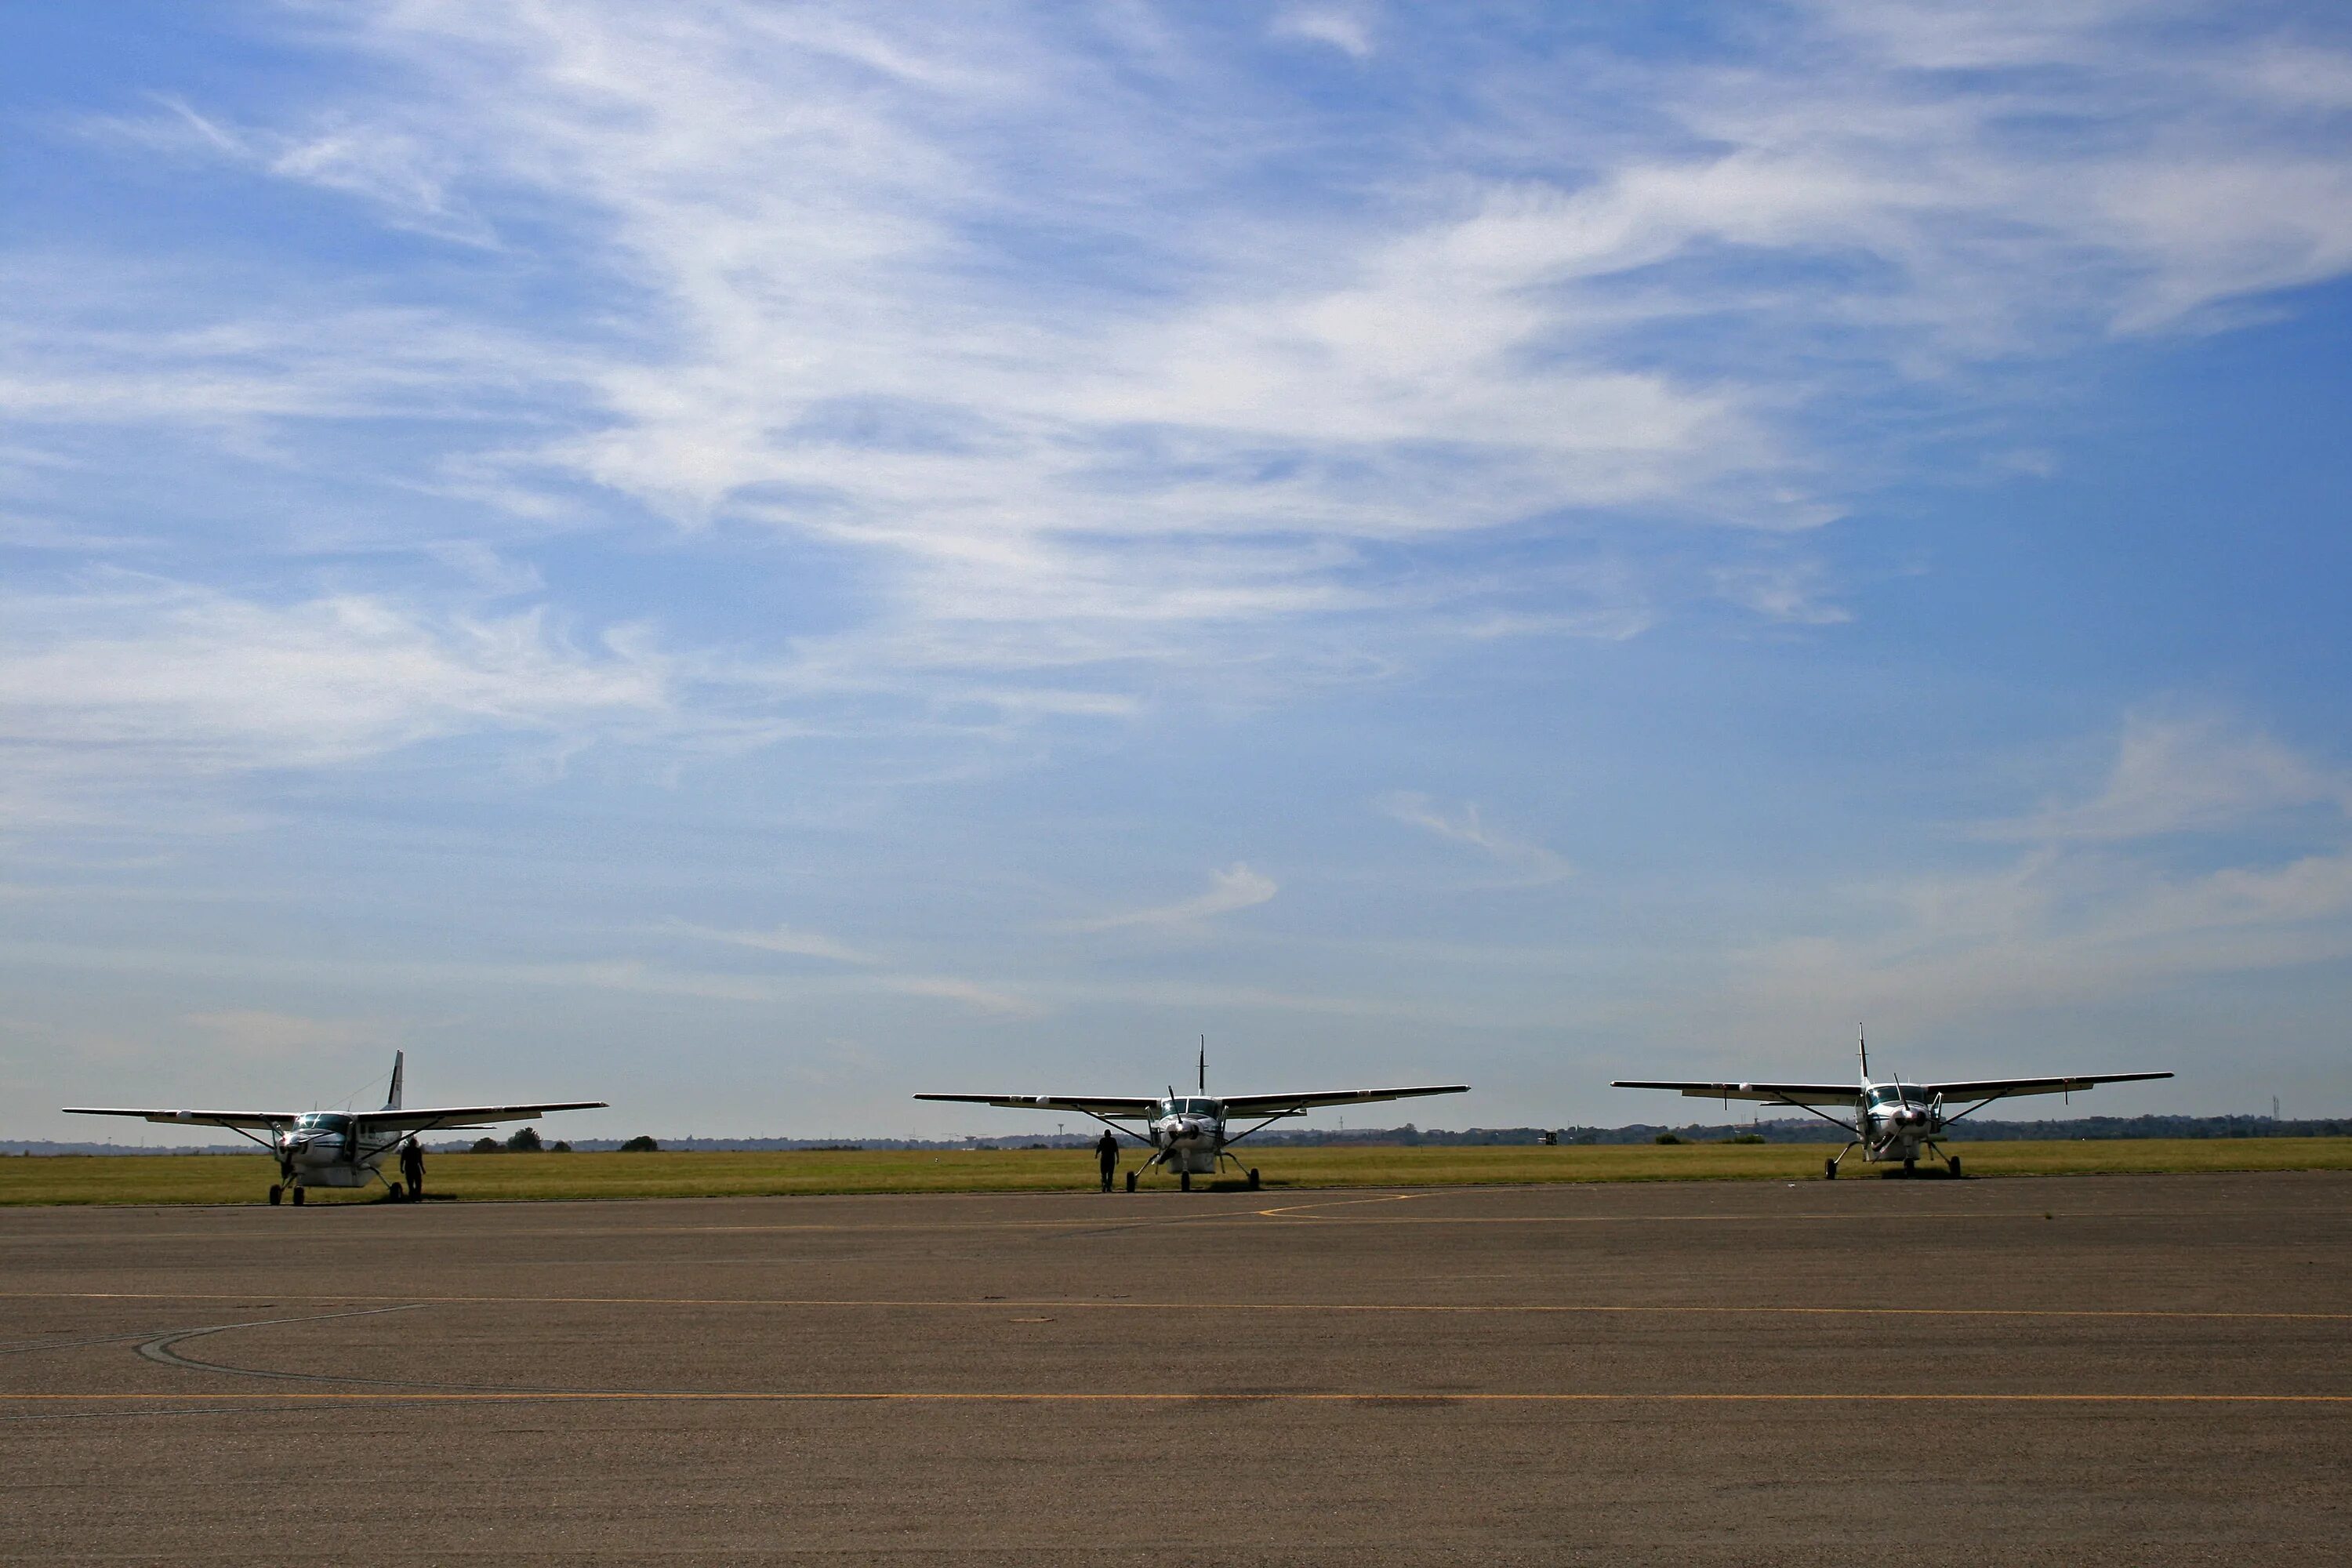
[463, 1126, 572, 1153]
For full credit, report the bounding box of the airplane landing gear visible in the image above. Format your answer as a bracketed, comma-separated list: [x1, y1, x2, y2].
[1824, 1159, 1836, 1180]
[1901, 1155, 1917, 1178]
[388, 1181, 406, 1202]
[268, 1185, 282, 1205]
[1126, 1170, 1138, 1192]
[1948, 1156, 1963, 1179]
[1247, 1168, 1261, 1190]
[1180, 1171, 1192, 1192]
[290, 1185, 305, 1205]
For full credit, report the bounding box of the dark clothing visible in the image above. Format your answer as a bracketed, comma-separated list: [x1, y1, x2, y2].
[399, 1142, 425, 1196]
[1094, 1133, 1120, 1190]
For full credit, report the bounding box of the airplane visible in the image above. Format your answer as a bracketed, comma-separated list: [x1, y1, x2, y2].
[1613, 1029, 2172, 1178]
[916, 1042, 1467, 1191]
[64, 1051, 604, 1205]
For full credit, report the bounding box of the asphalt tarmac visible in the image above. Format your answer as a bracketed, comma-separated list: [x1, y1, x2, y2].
[4, 1170, 2347, 1564]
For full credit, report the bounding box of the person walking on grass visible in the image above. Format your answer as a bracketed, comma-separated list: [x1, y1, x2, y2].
[1094, 1131, 1120, 1192]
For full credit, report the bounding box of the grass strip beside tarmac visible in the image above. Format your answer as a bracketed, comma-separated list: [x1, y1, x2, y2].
[3, 1137, 2350, 1205]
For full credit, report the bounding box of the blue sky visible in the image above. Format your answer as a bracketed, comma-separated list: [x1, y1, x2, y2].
[5, 2, 2350, 1141]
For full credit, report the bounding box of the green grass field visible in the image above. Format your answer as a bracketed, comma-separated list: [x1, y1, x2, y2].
[4, 1137, 2349, 1205]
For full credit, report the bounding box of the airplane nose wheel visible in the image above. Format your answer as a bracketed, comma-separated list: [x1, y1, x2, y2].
[1179, 1171, 1192, 1192]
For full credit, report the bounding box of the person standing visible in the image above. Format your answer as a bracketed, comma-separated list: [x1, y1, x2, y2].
[1094, 1131, 1120, 1192]
[399, 1136, 425, 1199]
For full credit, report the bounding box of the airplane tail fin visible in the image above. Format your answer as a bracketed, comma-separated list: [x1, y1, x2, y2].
[1199, 1036, 1207, 1094]
[1857, 1025, 1869, 1083]
[385, 1051, 405, 1112]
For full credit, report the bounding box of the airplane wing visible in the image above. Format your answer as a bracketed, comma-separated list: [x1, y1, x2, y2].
[1220, 1085, 1468, 1116]
[1922, 1071, 2172, 1104]
[354, 1102, 606, 1134]
[913, 1094, 1163, 1118]
[1612, 1080, 1860, 1105]
[61, 1107, 296, 1129]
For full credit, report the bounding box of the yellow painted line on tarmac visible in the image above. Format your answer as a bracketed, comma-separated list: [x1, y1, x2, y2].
[10, 1292, 2349, 1321]
[5, 1390, 2350, 1405]
[1249, 1193, 1428, 1219]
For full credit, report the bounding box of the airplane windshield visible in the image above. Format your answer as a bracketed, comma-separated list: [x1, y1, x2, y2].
[1182, 1098, 1218, 1116]
[296, 1112, 354, 1133]
[1866, 1087, 1928, 1105]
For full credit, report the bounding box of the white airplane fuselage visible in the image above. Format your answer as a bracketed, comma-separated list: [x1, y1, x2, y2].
[1854, 1083, 1942, 1165]
[1149, 1098, 1227, 1175]
[275, 1112, 398, 1189]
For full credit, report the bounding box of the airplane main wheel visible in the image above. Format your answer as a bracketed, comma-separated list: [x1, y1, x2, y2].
[389, 1182, 406, 1202]
[1125, 1171, 1137, 1192]
[1948, 1156, 1963, 1179]
[1180, 1171, 1192, 1192]
[268, 1185, 282, 1205]
[1247, 1168, 1261, 1191]
[291, 1186, 305, 1206]
[1824, 1160, 1836, 1181]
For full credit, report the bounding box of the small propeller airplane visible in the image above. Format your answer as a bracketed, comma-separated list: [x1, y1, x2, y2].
[64, 1051, 604, 1205]
[916, 1043, 1467, 1191]
[1613, 1029, 2172, 1178]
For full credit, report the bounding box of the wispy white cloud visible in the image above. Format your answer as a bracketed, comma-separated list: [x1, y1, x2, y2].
[1985, 707, 2352, 843]
[880, 974, 1040, 1017]
[0, 581, 664, 760]
[1068, 863, 1279, 931]
[1711, 561, 1853, 626]
[9, 2, 2352, 798]
[6, 934, 1043, 1021]
[670, 921, 875, 966]
[662, 920, 1040, 1016]
[1382, 793, 1573, 886]
[1270, 6, 1376, 60]
[1709, 706, 2352, 1036]
[0, 578, 674, 822]
[78, 93, 496, 245]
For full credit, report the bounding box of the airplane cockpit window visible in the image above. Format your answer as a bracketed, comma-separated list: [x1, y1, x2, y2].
[1182, 1098, 1218, 1116]
[296, 1112, 354, 1133]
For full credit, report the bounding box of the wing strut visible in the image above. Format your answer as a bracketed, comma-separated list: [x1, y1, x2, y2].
[1781, 1099, 1860, 1138]
[1218, 1113, 1295, 1151]
[1939, 1096, 2004, 1127]
[1069, 1107, 1155, 1146]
